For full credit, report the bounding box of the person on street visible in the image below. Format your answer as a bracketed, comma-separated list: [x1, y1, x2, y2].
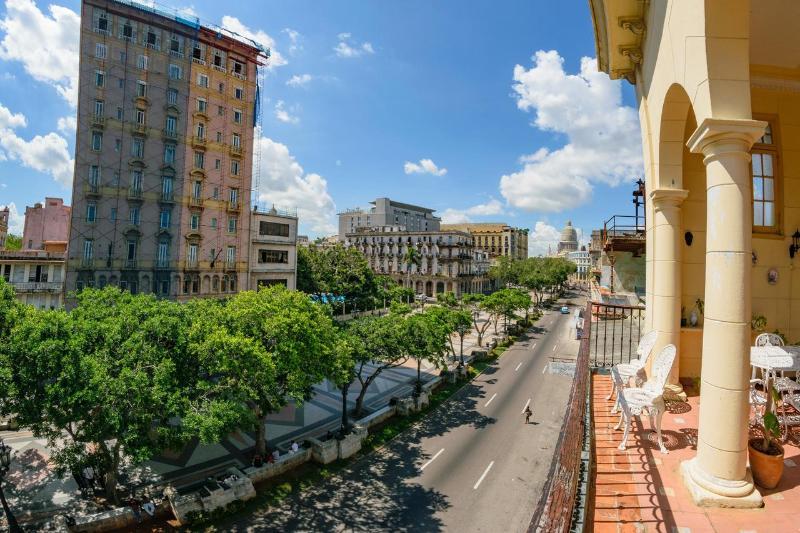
[524, 406, 532, 424]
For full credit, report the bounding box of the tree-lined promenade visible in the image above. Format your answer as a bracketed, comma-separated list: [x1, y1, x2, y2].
[0, 246, 574, 512]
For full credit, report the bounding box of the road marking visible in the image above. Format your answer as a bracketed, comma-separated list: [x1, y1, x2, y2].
[532, 343, 536, 349]
[473, 461, 495, 490]
[484, 393, 497, 407]
[515, 362, 523, 372]
[552, 344, 558, 352]
[421, 448, 444, 471]
[542, 365, 547, 374]
[521, 398, 531, 414]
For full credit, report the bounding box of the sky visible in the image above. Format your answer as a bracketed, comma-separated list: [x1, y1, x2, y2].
[0, 0, 644, 256]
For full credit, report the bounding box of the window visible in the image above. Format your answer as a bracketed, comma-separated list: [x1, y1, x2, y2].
[233, 109, 242, 124]
[212, 187, 219, 199]
[131, 138, 144, 158]
[190, 213, 199, 230]
[230, 160, 240, 176]
[118, 78, 125, 89]
[258, 249, 289, 264]
[232, 133, 241, 148]
[169, 64, 182, 80]
[122, 22, 134, 41]
[260, 221, 290, 237]
[95, 43, 107, 59]
[218, 82, 224, 93]
[216, 131, 222, 143]
[227, 218, 237, 233]
[213, 52, 224, 68]
[167, 88, 178, 105]
[137, 54, 148, 70]
[136, 80, 147, 97]
[226, 246, 236, 263]
[91, 131, 103, 151]
[210, 217, 217, 229]
[83, 239, 94, 260]
[196, 123, 205, 139]
[89, 165, 100, 189]
[161, 176, 173, 200]
[130, 170, 143, 193]
[135, 109, 146, 125]
[96, 12, 109, 33]
[110, 207, 117, 221]
[159, 209, 170, 229]
[192, 44, 203, 61]
[86, 203, 97, 223]
[188, 244, 198, 265]
[214, 159, 221, 170]
[95, 70, 105, 87]
[127, 239, 137, 264]
[114, 138, 121, 152]
[192, 180, 202, 199]
[146, 30, 158, 49]
[218, 105, 225, 116]
[229, 188, 239, 204]
[157, 241, 169, 267]
[197, 74, 209, 88]
[116, 106, 123, 120]
[119, 50, 127, 63]
[232, 60, 244, 76]
[197, 98, 207, 113]
[129, 207, 140, 226]
[165, 115, 177, 133]
[164, 144, 175, 164]
[234, 87, 244, 100]
[194, 151, 204, 169]
[170, 36, 181, 54]
[94, 99, 104, 117]
[752, 151, 777, 230]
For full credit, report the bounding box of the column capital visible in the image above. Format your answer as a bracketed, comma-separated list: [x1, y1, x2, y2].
[649, 188, 689, 208]
[687, 118, 767, 161]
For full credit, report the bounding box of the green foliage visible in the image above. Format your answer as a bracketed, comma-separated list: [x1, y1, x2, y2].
[490, 256, 576, 305]
[297, 244, 380, 309]
[3, 234, 21, 250]
[482, 288, 531, 334]
[435, 291, 459, 308]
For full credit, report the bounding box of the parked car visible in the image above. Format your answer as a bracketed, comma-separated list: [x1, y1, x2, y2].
[560, 306, 570, 314]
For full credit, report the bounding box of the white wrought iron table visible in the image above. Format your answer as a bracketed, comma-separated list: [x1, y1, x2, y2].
[750, 345, 800, 435]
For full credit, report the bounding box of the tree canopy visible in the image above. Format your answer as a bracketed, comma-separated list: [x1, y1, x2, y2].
[297, 244, 381, 310]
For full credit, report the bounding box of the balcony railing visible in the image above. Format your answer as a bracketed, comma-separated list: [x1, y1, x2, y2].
[81, 257, 94, 268]
[128, 187, 143, 200]
[224, 260, 236, 270]
[162, 129, 178, 140]
[124, 259, 137, 269]
[226, 200, 240, 212]
[588, 300, 645, 367]
[189, 196, 204, 208]
[229, 145, 243, 157]
[192, 136, 207, 148]
[160, 191, 175, 203]
[91, 114, 105, 128]
[11, 282, 62, 293]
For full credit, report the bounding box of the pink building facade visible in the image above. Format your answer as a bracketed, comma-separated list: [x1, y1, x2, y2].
[23, 198, 71, 250]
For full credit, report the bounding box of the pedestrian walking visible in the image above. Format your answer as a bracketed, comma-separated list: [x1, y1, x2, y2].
[524, 406, 532, 424]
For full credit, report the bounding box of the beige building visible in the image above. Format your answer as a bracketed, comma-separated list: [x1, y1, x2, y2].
[0, 207, 9, 249]
[591, 0, 800, 508]
[0, 249, 66, 309]
[345, 226, 491, 297]
[249, 206, 298, 290]
[338, 198, 441, 238]
[440, 223, 529, 261]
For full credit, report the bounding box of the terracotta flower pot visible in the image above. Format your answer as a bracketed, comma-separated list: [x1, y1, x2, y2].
[748, 438, 784, 489]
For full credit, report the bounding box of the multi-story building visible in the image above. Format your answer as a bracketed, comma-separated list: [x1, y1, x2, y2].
[556, 220, 579, 256]
[67, 0, 267, 301]
[345, 226, 491, 297]
[22, 198, 70, 251]
[0, 249, 66, 309]
[440, 222, 529, 261]
[249, 206, 298, 290]
[0, 207, 8, 249]
[338, 197, 441, 238]
[567, 248, 592, 282]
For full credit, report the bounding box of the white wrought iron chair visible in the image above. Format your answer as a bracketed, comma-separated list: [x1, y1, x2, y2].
[615, 344, 677, 454]
[755, 333, 800, 437]
[607, 330, 658, 414]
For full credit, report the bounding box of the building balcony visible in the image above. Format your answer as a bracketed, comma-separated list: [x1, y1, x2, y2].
[224, 260, 237, 271]
[162, 129, 178, 141]
[86, 183, 101, 197]
[123, 259, 138, 269]
[192, 56, 206, 65]
[160, 191, 175, 203]
[127, 187, 143, 201]
[192, 136, 207, 149]
[169, 49, 184, 58]
[185, 259, 199, 270]
[229, 145, 243, 157]
[212, 64, 226, 73]
[91, 114, 105, 128]
[132, 123, 148, 136]
[80, 258, 94, 269]
[10, 281, 62, 293]
[134, 95, 150, 108]
[155, 258, 171, 269]
[226, 200, 241, 213]
[232, 71, 247, 81]
[189, 196, 204, 208]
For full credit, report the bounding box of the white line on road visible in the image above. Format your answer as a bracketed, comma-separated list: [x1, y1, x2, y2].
[542, 365, 547, 374]
[473, 461, 495, 490]
[515, 362, 523, 372]
[521, 398, 531, 414]
[421, 448, 445, 471]
[552, 344, 557, 352]
[484, 393, 497, 407]
[532, 343, 536, 349]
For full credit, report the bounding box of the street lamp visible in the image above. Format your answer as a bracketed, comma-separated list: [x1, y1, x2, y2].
[0, 438, 21, 532]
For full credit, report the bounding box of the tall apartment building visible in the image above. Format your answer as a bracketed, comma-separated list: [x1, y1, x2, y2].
[67, 0, 267, 300]
[338, 197, 441, 238]
[0, 207, 8, 249]
[22, 198, 70, 251]
[440, 223, 529, 261]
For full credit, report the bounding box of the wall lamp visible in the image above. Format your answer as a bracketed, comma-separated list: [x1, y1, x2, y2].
[790, 229, 800, 259]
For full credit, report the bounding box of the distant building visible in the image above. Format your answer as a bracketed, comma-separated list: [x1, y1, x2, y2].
[567, 248, 592, 281]
[22, 198, 70, 251]
[0, 249, 66, 309]
[297, 235, 310, 247]
[0, 207, 8, 249]
[440, 223, 529, 261]
[556, 221, 579, 256]
[338, 197, 441, 239]
[250, 206, 298, 290]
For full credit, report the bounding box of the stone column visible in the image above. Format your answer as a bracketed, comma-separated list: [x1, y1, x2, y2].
[650, 188, 688, 396]
[644, 196, 655, 333]
[681, 118, 766, 508]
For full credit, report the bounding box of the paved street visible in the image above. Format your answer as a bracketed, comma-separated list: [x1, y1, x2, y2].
[212, 296, 581, 532]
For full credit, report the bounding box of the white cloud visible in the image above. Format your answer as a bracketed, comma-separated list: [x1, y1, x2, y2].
[274, 100, 299, 124]
[176, 5, 198, 18]
[334, 32, 375, 58]
[404, 158, 447, 177]
[500, 50, 642, 213]
[527, 220, 585, 257]
[440, 198, 504, 224]
[254, 135, 336, 235]
[286, 74, 312, 88]
[0, 202, 24, 235]
[57, 115, 76, 134]
[0, 102, 73, 186]
[283, 28, 302, 55]
[335, 160, 342, 166]
[220, 15, 286, 68]
[0, 0, 80, 106]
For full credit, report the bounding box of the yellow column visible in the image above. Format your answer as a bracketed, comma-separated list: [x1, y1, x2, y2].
[681, 118, 766, 508]
[650, 188, 688, 394]
[645, 197, 655, 333]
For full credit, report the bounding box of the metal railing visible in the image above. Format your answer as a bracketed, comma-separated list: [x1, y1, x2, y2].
[602, 214, 644, 243]
[530, 301, 592, 532]
[588, 300, 645, 367]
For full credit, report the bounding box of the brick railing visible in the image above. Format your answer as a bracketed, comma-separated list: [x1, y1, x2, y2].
[529, 300, 592, 532]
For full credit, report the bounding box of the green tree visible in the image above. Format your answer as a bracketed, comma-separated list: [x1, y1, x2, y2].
[403, 245, 421, 294]
[484, 288, 531, 335]
[329, 329, 357, 435]
[3, 234, 21, 250]
[403, 311, 449, 395]
[463, 293, 492, 347]
[222, 286, 337, 454]
[297, 244, 380, 312]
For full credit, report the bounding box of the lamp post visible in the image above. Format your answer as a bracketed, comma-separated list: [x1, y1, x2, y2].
[0, 438, 21, 532]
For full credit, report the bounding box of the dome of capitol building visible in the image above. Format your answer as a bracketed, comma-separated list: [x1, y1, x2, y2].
[557, 220, 579, 255]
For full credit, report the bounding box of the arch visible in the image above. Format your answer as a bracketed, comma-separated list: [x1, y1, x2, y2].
[436, 281, 445, 294]
[656, 83, 694, 190]
[212, 275, 220, 292]
[425, 281, 433, 297]
[202, 275, 211, 293]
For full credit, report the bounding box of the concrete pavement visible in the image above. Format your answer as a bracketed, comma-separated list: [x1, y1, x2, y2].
[211, 296, 582, 532]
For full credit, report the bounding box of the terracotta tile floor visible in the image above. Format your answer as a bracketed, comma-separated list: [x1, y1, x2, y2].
[591, 374, 800, 533]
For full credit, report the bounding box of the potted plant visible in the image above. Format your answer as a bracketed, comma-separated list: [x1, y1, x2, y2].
[689, 298, 704, 327]
[748, 385, 784, 489]
[752, 314, 767, 333]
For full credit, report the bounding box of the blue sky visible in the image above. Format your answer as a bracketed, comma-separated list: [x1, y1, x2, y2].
[0, 0, 643, 255]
